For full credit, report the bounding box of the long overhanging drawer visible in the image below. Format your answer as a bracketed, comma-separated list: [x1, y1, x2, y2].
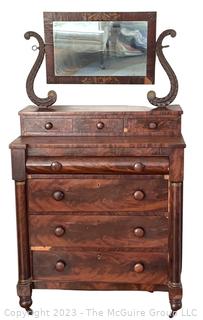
[26, 156, 169, 174]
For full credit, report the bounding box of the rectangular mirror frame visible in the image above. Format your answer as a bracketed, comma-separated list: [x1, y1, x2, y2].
[44, 12, 156, 84]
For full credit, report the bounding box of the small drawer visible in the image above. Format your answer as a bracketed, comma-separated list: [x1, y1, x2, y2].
[26, 156, 169, 174]
[73, 118, 123, 135]
[32, 251, 168, 284]
[29, 214, 168, 250]
[125, 117, 181, 136]
[21, 117, 72, 136]
[28, 175, 168, 213]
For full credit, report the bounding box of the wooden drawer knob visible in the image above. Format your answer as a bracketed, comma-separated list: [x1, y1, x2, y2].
[133, 190, 145, 200]
[97, 254, 102, 261]
[148, 122, 157, 129]
[51, 161, 62, 171]
[133, 162, 145, 172]
[96, 121, 105, 129]
[54, 226, 65, 237]
[45, 122, 53, 130]
[134, 263, 144, 273]
[52, 191, 64, 201]
[134, 227, 145, 238]
[55, 260, 66, 272]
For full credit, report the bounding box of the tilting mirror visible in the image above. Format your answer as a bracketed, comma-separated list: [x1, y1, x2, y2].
[53, 21, 148, 77]
[44, 12, 156, 84]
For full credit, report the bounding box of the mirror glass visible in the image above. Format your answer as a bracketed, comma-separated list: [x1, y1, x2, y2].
[53, 21, 148, 77]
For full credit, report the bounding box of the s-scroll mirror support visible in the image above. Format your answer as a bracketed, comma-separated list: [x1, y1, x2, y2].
[24, 31, 57, 109]
[147, 29, 179, 108]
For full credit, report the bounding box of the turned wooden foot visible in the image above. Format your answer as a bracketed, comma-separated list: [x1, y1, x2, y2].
[170, 298, 182, 311]
[19, 296, 33, 314]
[168, 282, 182, 317]
[27, 307, 33, 315]
[18, 280, 33, 314]
[169, 310, 176, 318]
[169, 298, 181, 317]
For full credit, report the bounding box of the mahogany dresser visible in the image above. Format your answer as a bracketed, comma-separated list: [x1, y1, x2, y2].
[10, 104, 185, 316]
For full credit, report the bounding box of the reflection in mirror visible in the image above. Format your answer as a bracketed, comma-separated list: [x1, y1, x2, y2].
[53, 21, 148, 77]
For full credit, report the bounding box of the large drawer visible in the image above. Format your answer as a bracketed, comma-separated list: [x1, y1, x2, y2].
[29, 214, 168, 250]
[26, 156, 169, 174]
[27, 175, 168, 213]
[32, 251, 168, 284]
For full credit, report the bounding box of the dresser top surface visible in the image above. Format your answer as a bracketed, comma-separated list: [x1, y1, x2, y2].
[19, 105, 183, 116]
[10, 135, 186, 149]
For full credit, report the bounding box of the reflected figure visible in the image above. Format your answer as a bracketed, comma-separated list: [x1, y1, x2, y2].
[110, 22, 147, 57]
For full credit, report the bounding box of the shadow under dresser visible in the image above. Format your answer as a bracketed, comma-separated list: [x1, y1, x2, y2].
[10, 105, 185, 315]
